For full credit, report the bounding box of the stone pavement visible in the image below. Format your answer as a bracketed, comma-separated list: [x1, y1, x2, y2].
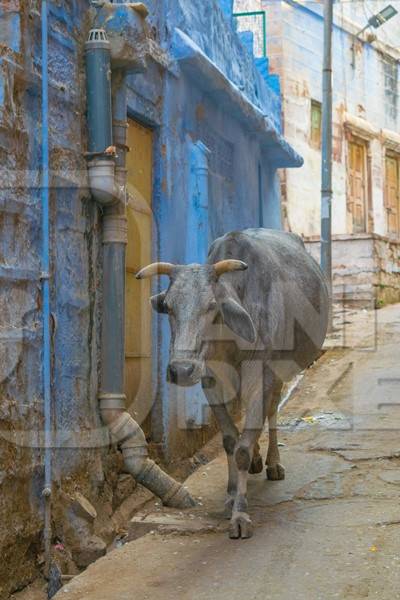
[45, 303, 400, 599]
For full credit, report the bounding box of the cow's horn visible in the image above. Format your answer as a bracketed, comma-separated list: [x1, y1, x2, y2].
[214, 260, 248, 277]
[136, 262, 175, 279]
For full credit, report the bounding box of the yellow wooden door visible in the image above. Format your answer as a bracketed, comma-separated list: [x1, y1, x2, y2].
[125, 119, 153, 431]
[347, 140, 367, 233]
[385, 155, 400, 237]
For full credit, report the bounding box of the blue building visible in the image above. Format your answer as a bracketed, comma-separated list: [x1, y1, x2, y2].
[0, 0, 301, 592]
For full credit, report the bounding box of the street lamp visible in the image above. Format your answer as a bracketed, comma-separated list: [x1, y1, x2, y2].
[367, 4, 398, 29]
[355, 4, 398, 38]
[351, 4, 398, 62]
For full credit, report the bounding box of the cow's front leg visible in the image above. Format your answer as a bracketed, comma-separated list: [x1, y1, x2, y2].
[229, 428, 262, 539]
[202, 376, 239, 517]
[222, 433, 239, 516]
[229, 365, 267, 538]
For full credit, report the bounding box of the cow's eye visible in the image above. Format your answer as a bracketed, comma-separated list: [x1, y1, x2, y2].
[208, 300, 217, 311]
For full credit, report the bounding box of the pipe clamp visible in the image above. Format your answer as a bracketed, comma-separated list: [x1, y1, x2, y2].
[99, 393, 126, 411]
[160, 481, 182, 504]
[109, 412, 145, 447]
[103, 214, 128, 244]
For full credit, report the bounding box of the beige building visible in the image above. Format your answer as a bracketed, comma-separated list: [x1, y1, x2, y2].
[234, 0, 400, 307]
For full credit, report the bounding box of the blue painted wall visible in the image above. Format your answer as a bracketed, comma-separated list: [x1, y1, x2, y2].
[219, 0, 234, 19]
[0, 0, 105, 591]
[0, 0, 300, 465]
[0, 1, 301, 585]
[123, 0, 301, 457]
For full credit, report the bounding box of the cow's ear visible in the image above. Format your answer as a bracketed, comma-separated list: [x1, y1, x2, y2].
[219, 298, 256, 343]
[150, 291, 168, 314]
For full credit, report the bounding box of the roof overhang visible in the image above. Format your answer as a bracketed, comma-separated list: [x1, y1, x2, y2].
[170, 28, 303, 169]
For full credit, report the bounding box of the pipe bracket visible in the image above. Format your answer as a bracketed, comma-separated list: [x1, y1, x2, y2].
[42, 487, 52, 498]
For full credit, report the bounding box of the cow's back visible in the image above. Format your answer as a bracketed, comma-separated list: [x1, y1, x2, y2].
[208, 228, 329, 378]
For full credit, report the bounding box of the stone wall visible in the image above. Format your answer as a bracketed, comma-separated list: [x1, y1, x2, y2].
[374, 236, 400, 306]
[305, 234, 400, 307]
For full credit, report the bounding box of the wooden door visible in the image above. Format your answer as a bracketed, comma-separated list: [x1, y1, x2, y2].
[347, 139, 367, 233]
[385, 154, 400, 237]
[125, 119, 153, 431]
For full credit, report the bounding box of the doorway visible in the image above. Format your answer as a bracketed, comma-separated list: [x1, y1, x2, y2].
[347, 138, 369, 233]
[125, 118, 154, 433]
[385, 153, 400, 237]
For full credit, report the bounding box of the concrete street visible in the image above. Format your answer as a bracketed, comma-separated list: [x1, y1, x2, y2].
[45, 304, 400, 600]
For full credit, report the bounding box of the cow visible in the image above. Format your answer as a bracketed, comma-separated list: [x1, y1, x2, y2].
[136, 228, 329, 539]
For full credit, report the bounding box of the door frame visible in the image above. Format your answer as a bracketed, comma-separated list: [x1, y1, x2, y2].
[345, 130, 371, 234]
[125, 113, 158, 438]
[384, 149, 400, 239]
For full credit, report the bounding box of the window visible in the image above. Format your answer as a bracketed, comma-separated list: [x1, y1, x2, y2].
[382, 55, 398, 123]
[310, 100, 322, 150]
[385, 153, 400, 237]
[347, 138, 369, 233]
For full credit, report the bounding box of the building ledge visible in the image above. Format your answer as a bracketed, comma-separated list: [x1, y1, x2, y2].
[381, 129, 400, 153]
[170, 28, 303, 169]
[304, 233, 400, 244]
[343, 113, 379, 139]
[343, 115, 400, 152]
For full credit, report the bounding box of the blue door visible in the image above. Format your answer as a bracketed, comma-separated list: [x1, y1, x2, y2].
[183, 139, 210, 428]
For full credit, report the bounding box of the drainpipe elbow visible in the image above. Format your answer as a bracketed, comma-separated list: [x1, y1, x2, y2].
[104, 411, 196, 509]
[88, 158, 124, 207]
[122, 444, 197, 509]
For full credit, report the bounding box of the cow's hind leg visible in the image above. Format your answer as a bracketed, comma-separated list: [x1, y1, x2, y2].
[266, 385, 285, 481]
[249, 441, 263, 474]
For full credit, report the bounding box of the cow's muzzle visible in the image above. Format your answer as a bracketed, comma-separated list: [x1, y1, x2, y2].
[167, 360, 203, 387]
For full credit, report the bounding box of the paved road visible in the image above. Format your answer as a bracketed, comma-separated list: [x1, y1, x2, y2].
[54, 304, 400, 600]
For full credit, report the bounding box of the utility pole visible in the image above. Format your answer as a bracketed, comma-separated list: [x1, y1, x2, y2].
[321, 0, 333, 311]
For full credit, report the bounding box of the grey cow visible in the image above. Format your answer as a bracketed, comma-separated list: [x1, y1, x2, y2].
[137, 228, 329, 539]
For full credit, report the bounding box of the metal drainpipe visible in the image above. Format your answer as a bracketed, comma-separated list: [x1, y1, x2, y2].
[85, 30, 195, 509]
[40, 0, 53, 577]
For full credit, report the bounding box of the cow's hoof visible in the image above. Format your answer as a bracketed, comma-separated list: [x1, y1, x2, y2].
[249, 454, 264, 474]
[266, 463, 285, 481]
[229, 512, 253, 539]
